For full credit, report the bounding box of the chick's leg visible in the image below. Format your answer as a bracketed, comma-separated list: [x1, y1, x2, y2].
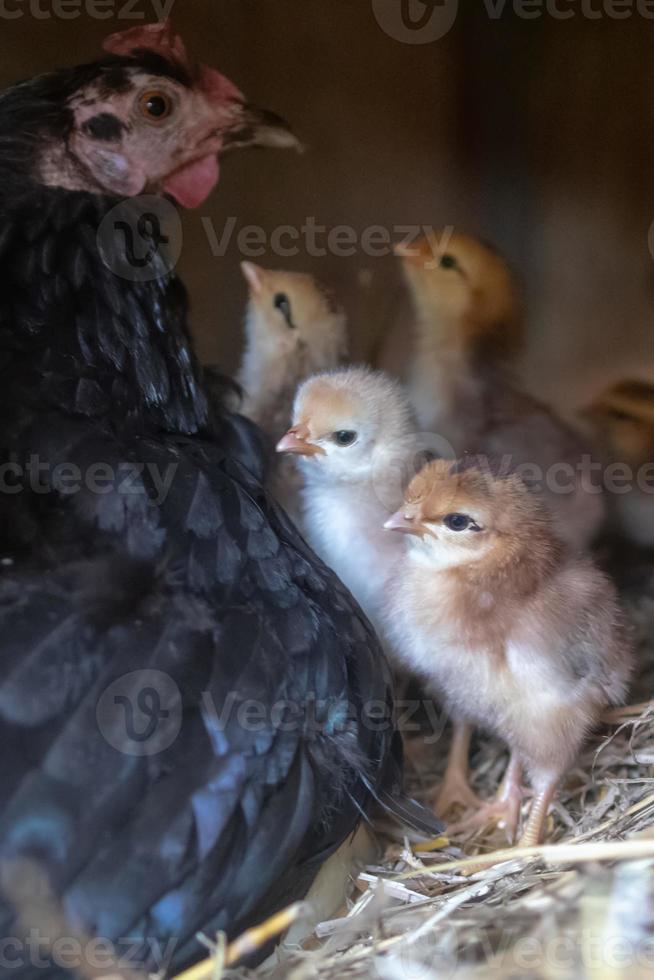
[519, 774, 559, 847]
[433, 722, 483, 818]
[494, 753, 524, 841]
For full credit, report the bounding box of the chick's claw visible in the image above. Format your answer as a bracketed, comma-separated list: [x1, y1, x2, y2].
[445, 796, 521, 845]
[443, 755, 526, 843]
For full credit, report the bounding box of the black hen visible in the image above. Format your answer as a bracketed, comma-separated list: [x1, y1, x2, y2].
[0, 23, 436, 977]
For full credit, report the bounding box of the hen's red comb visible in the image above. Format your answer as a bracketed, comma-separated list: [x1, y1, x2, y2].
[101, 21, 243, 102]
[102, 21, 188, 66]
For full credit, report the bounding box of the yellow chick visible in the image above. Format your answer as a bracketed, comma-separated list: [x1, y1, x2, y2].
[397, 231, 605, 551]
[582, 380, 654, 547]
[384, 456, 632, 846]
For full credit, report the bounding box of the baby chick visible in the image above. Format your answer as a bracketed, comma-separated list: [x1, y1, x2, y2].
[397, 231, 605, 551]
[238, 262, 347, 520]
[582, 380, 654, 547]
[238, 261, 348, 441]
[385, 456, 632, 846]
[276, 367, 425, 635]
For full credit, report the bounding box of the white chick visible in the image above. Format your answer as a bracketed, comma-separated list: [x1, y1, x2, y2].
[398, 231, 605, 551]
[237, 262, 347, 519]
[275, 367, 426, 636]
[385, 456, 632, 846]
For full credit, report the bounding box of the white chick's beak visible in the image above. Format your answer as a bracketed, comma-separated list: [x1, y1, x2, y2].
[276, 423, 326, 456]
[384, 509, 423, 535]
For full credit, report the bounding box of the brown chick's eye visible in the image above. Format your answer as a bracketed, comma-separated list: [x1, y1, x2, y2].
[333, 430, 357, 447]
[439, 254, 457, 270]
[140, 92, 172, 122]
[443, 513, 473, 532]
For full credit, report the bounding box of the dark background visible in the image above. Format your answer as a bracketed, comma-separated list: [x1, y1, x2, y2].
[3, 0, 654, 416]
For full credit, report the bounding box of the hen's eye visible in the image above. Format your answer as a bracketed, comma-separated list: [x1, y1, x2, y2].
[274, 292, 294, 327]
[440, 254, 457, 270]
[140, 91, 172, 121]
[333, 430, 357, 447]
[443, 513, 471, 532]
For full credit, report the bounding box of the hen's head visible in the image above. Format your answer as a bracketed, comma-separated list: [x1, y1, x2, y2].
[6, 22, 298, 207]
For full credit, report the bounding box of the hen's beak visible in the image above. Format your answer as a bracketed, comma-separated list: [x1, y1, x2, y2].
[276, 424, 325, 456]
[223, 104, 303, 153]
[384, 509, 424, 535]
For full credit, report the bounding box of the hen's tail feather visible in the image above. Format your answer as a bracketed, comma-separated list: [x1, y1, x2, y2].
[358, 734, 444, 838]
[376, 787, 443, 838]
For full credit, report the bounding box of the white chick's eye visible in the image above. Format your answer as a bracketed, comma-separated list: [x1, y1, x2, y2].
[273, 292, 295, 329]
[443, 513, 480, 532]
[332, 430, 357, 447]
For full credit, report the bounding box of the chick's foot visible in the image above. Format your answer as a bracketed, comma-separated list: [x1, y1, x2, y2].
[432, 768, 485, 820]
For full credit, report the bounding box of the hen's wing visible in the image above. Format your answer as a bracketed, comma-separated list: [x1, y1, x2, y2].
[0, 410, 395, 975]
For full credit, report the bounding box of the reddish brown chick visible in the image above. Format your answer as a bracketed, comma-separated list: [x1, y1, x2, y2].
[385, 457, 632, 845]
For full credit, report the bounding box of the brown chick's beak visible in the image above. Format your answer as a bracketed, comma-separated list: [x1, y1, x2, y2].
[276, 426, 325, 456]
[223, 105, 303, 153]
[384, 510, 423, 535]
